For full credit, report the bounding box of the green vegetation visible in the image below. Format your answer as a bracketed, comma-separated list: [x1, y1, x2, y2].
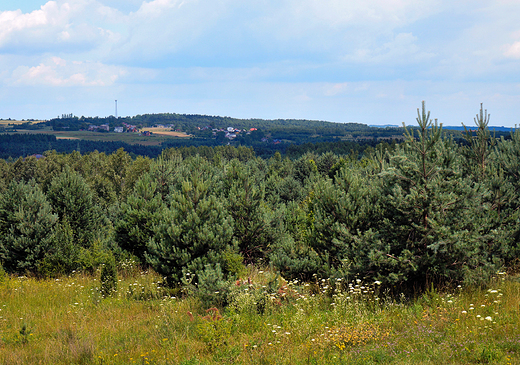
[0, 268, 518, 364]
[0, 112, 414, 160]
[0, 102, 519, 363]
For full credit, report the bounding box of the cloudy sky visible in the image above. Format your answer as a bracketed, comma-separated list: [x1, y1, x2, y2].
[1, 0, 520, 126]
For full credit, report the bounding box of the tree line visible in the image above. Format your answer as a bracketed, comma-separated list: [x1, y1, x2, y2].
[0, 103, 518, 299]
[0, 132, 382, 160]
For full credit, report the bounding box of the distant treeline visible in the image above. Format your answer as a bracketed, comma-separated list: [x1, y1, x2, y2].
[0, 134, 162, 160]
[10, 111, 516, 161]
[0, 133, 384, 160]
[25, 112, 411, 140]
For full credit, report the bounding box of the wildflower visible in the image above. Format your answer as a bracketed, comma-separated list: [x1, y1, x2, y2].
[461, 311, 467, 314]
[374, 281, 381, 285]
[485, 316, 492, 321]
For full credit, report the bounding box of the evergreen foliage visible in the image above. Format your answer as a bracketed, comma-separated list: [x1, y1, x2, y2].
[47, 167, 102, 248]
[100, 253, 118, 297]
[0, 181, 58, 273]
[115, 173, 166, 262]
[0, 102, 518, 298]
[145, 167, 236, 286]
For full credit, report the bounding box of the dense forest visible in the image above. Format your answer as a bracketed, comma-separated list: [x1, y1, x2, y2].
[0, 103, 518, 305]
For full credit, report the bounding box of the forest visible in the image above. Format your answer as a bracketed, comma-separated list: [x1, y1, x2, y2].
[0, 102, 518, 305]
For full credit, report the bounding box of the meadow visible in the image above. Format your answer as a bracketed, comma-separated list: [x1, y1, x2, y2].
[0, 264, 519, 365]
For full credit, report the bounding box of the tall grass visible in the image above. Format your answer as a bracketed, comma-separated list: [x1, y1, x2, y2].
[0, 267, 518, 364]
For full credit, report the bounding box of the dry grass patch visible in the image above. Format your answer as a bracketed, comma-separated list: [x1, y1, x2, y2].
[141, 127, 191, 137]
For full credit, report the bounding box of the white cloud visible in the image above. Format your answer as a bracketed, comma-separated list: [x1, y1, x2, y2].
[0, 1, 119, 54]
[503, 42, 520, 59]
[1, 0, 520, 125]
[342, 32, 436, 65]
[11, 56, 127, 86]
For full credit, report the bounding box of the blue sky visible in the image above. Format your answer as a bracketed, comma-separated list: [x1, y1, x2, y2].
[1, 0, 520, 126]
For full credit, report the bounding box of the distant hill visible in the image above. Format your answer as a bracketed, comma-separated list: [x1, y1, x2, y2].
[369, 124, 401, 128]
[441, 125, 516, 132]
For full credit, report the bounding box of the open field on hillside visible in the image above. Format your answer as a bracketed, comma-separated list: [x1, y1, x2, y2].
[141, 127, 192, 137]
[0, 266, 519, 365]
[0, 120, 43, 126]
[3, 129, 191, 146]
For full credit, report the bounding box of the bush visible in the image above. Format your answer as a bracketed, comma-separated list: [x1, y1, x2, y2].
[100, 254, 118, 297]
[194, 264, 230, 308]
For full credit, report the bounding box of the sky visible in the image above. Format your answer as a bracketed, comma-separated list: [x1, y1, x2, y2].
[1, 0, 520, 127]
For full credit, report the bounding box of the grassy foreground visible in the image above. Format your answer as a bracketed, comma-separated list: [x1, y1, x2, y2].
[0, 266, 519, 365]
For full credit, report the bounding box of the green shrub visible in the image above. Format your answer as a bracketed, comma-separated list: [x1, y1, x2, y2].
[100, 254, 117, 297]
[195, 264, 230, 308]
[36, 220, 80, 278]
[76, 241, 110, 274]
[222, 248, 246, 279]
[0, 263, 6, 283]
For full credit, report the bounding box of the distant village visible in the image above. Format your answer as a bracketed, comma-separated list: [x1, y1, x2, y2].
[87, 121, 152, 136]
[197, 125, 262, 140]
[87, 122, 264, 141]
[85, 122, 404, 143]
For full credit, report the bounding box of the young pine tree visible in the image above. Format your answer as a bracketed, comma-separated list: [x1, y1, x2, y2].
[0, 181, 58, 273]
[145, 170, 236, 286]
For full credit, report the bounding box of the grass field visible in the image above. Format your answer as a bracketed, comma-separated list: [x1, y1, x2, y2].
[0, 120, 43, 126]
[0, 265, 518, 365]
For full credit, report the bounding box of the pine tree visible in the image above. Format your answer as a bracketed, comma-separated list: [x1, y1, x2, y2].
[462, 103, 495, 180]
[377, 102, 498, 286]
[47, 167, 102, 248]
[115, 173, 166, 261]
[145, 169, 235, 286]
[0, 181, 58, 273]
[222, 159, 270, 262]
